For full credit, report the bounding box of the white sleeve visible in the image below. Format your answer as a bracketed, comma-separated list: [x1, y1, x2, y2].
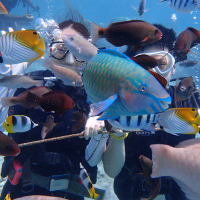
[85, 135, 109, 167]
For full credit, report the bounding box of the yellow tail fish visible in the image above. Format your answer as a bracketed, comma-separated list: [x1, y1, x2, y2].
[0, 30, 45, 64]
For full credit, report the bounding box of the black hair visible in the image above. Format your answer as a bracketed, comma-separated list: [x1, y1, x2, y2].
[59, 19, 90, 39]
[124, 24, 176, 58]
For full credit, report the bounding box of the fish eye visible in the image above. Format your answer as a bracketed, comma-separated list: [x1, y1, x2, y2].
[140, 85, 148, 92]
[33, 31, 38, 35]
[180, 87, 186, 91]
[70, 37, 74, 41]
[154, 29, 158, 35]
[192, 108, 196, 111]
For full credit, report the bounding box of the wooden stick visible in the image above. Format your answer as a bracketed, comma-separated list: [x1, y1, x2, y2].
[18, 131, 110, 147]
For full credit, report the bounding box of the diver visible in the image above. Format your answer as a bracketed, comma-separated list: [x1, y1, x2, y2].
[0, 0, 37, 30]
[85, 24, 199, 200]
[0, 17, 103, 200]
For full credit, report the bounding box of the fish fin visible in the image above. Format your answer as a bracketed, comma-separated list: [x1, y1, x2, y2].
[91, 22, 105, 43]
[131, 6, 138, 11]
[97, 111, 118, 120]
[42, 90, 66, 97]
[148, 71, 167, 88]
[143, 123, 158, 132]
[176, 138, 200, 148]
[1, 97, 17, 108]
[140, 36, 149, 42]
[130, 46, 142, 51]
[158, 0, 168, 3]
[2, 122, 7, 129]
[0, 2, 8, 14]
[89, 94, 118, 116]
[98, 49, 132, 61]
[187, 27, 200, 37]
[32, 122, 39, 128]
[42, 58, 54, 69]
[107, 118, 123, 129]
[119, 80, 139, 112]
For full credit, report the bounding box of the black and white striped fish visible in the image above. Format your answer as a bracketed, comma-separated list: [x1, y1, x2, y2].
[3, 115, 39, 133]
[107, 114, 158, 132]
[159, 0, 199, 13]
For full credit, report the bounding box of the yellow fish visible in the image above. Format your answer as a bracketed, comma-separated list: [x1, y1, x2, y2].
[0, 2, 8, 14]
[0, 30, 45, 64]
[4, 193, 11, 200]
[157, 107, 200, 134]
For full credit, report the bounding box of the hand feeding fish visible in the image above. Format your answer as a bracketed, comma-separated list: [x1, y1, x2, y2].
[151, 138, 200, 200]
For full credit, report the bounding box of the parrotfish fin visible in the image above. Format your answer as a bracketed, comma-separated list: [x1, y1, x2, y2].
[91, 22, 105, 43]
[98, 49, 132, 61]
[89, 94, 118, 117]
[187, 27, 200, 37]
[119, 80, 137, 112]
[97, 111, 118, 120]
[176, 138, 200, 148]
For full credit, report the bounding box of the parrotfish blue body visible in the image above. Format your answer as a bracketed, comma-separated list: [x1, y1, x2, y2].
[83, 49, 171, 119]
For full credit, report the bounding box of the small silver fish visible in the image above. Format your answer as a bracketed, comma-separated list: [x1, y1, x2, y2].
[159, 0, 199, 13]
[62, 34, 98, 62]
[0, 75, 43, 89]
[179, 60, 199, 67]
[132, 0, 148, 17]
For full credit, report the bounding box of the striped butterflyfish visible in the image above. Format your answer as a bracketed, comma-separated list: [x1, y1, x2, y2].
[3, 115, 39, 133]
[159, 0, 199, 13]
[0, 30, 45, 64]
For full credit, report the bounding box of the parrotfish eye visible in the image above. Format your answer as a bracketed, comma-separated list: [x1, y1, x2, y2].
[70, 37, 74, 41]
[140, 85, 148, 92]
[33, 31, 38, 35]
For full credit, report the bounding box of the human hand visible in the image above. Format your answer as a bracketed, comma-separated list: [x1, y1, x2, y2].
[84, 116, 108, 140]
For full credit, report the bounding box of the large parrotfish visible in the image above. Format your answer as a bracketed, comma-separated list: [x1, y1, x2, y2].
[83, 49, 171, 120]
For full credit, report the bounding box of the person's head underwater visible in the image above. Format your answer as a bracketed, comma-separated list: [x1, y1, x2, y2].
[125, 24, 177, 88]
[49, 20, 90, 67]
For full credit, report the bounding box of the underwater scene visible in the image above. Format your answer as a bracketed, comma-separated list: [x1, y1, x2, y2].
[0, 0, 200, 200]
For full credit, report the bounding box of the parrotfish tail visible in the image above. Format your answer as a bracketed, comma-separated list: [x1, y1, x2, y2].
[150, 144, 169, 178]
[91, 22, 104, 43]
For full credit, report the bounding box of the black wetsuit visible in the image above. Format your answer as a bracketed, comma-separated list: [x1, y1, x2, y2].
[0, 70, 97, 200]
[114, 86, 199, 200]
